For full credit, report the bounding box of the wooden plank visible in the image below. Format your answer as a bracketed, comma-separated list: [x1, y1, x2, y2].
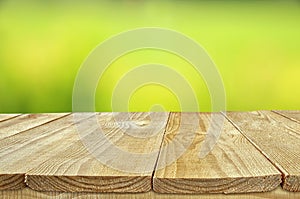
[26, 112, 168, 193]
[153, 112, 281, 194]
[0, 113, 89, 190]
[0, 113, 69, 139]
[274, 110, 300, 123]
[0, 114, 20, 122]
[0, 187, 299, 199]
[226, 111, 300, 192]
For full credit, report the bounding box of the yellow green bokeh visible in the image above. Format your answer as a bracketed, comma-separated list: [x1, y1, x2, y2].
[0, 0, 299, 113]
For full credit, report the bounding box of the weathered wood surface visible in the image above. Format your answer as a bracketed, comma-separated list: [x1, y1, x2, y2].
[0, 114, 86, 190]
[0, 111, 300, 195]
[153, 112, 281, 194]
[226, 111, 300, 192]
[0, 187, 298, 199]
[0, 114, 20, 122]
[26, 112, 168, 193]
[274, 110, 300, 123]
[0, 113, 68, 139]
[0, 113, 69, 190]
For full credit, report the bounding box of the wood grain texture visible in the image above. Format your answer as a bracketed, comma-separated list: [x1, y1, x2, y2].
[0, 114, 83, 190]
[153, 112, 281, 194]
[0, 114, 20, 122]
[26, 112, 168, 193]
[274, 110, 300, 124]
[0, 113, 69, 139]
[226, 111, 300, 192]
[1, 187, 299, 199]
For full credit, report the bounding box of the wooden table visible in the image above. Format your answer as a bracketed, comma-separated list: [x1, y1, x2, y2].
[0, 111, 299, 198]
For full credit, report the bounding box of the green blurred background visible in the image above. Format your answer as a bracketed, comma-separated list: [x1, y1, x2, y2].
[0, 0, 299, 113]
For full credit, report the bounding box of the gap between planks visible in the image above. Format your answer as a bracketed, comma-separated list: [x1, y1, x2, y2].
[272, 110, 300, 124]
[0, 113, 70, 140]
[0, 114, 21, 123]
[223, 111, 288, 190]
[225, 110, 300, 192]
[24, 113, 169, 193]
[0, 112, 299, 194]
[152, 112, 281, 194]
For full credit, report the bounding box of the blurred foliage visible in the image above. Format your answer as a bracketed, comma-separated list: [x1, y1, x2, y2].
[0, 0, 299, 113]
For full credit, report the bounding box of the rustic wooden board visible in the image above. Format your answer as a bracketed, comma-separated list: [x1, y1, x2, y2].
[274, 110, 300, 123]
[0, 113, 69, 139]
[153, 112, 281, 194]
[226, 111, 300, 192]
[1, 111, 300, 195]
[26, 113, 168, 193]
[0, 114, 20, 122]
[0, 113, 87, 190]
[0, 187, 298, 199]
